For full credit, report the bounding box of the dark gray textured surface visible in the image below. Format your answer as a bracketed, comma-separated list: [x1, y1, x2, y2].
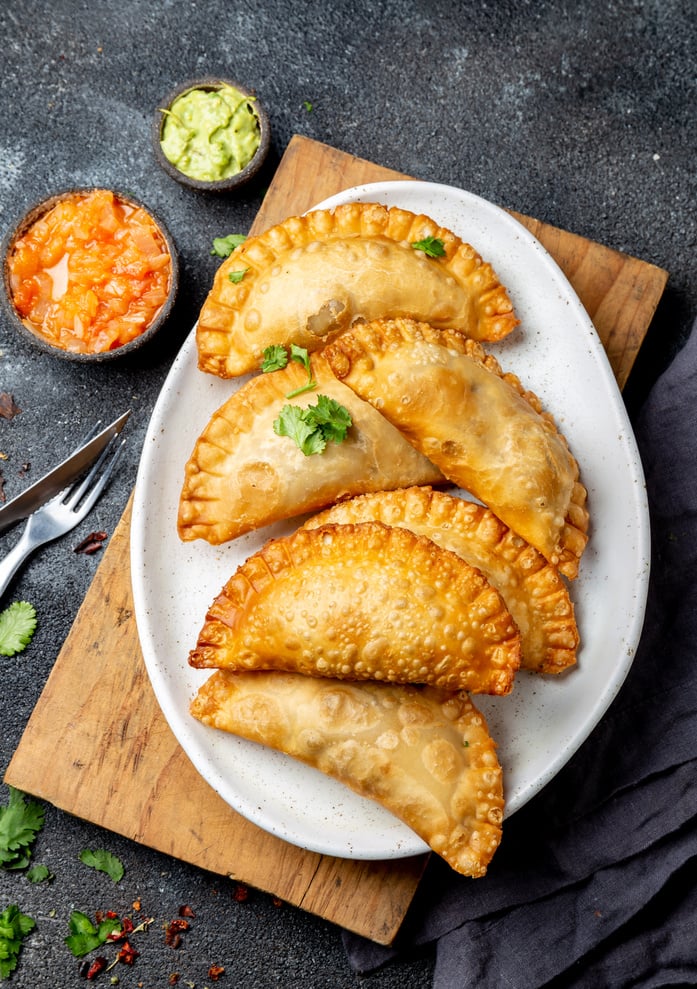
[0, 1, 695, 986]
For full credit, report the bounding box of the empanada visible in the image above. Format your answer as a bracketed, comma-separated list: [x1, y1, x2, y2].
[324, 318, 589, 579]
[196, 202, 519, 377]
[190, 671, 504, 877]
[306, 487, 579, 674]
[189, 521, 521, 695]
[178, 353, 444, 544]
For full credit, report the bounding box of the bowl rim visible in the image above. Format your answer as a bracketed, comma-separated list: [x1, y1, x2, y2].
[1, 186, 179, 363]
[152, 76, 271, 192]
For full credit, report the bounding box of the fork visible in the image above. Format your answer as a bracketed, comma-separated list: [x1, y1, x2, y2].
[0, 435, 126, 600]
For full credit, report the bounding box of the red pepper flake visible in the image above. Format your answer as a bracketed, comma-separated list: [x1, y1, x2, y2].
[178, 904, 195, 918]
[132, 898, 142, 912]
[232, 883, 249, 903]
[271, 896, 284, 908]
[74, 530, 108, 554]
[168, 976, 180, 986]
[85, 956, 108, 980]
[117, 940, 139, 965]
[165, 917, 190, 948]
[208, 964, 225, 981]
[0, 393, 21, 420]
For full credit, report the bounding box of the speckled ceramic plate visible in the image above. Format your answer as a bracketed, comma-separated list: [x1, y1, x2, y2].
[130, 181, 650, 860]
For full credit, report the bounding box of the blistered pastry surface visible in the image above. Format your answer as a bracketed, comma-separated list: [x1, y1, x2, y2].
[306, 487, 579, 673]
[177, 354, 444, 544]
[324, 317, 589, 578]
[189, 521, 521, 695]
[196, 202, 518, 377]
[191, 671, 504, 877]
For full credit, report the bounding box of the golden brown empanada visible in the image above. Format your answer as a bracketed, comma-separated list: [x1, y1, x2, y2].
[190, 671, 504, 877]
[189, 521, 521, 695]
[306, 487, 579, 674]
[178, 353, 444, 544]
[196, 202, 519, 378]
[324, 318, 589, 579]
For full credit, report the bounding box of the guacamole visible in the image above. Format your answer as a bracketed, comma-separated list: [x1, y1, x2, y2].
[160, 84, 261, 182]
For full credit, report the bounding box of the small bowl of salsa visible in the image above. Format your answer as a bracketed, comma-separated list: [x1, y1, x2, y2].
[1, 188, 178, 362]
[152, 77, 271, 192]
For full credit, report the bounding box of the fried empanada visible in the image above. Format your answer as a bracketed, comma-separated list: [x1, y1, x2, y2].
[178, 353, 444, 544]
[190, 671, 504, 877]
[306, 487, 579, 674]
[196, 202, 519, 377]
[323, 317, 589, 579]
[188, 521, 521, 695]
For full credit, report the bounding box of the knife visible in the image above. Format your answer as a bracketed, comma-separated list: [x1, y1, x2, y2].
[0, 410, 131, 534]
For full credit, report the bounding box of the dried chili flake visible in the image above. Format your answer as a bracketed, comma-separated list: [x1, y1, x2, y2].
[85, 956, 108, 980]
[232, 883, 249, 903]
[208, 964, 225, 981]
[116, 940, 139, 965]
[132, 899, 142, 912]
[0, 393, 21, 419]
[168, 975, 180, 986]
[74, 530, 108, 555]
[165, 917, 189, 948]
[271, 896, 284, 908]
[178, 904, 195, 918]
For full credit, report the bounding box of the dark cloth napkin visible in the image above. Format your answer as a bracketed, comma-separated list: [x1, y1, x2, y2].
[344, 317, 697, 987]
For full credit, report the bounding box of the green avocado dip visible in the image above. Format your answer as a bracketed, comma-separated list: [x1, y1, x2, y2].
[160, 84, 261, 182]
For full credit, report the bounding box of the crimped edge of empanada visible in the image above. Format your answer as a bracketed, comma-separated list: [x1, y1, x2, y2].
[189, 521, 522, 695]
[306, 487, 579, 674]
[323, 317, 590, 579]
[196, 202, 519, 377]
[190, 670, 504, 877]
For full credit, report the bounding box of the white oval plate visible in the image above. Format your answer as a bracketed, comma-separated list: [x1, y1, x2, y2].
[131, 180, 650, 860]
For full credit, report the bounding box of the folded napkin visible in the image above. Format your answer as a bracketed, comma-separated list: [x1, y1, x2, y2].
[344, 316, 697, 987]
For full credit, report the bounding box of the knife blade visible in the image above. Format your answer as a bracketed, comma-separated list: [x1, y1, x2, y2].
[0, 410, 131, 534]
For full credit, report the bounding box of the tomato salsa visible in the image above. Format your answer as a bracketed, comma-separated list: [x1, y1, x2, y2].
[6, 189, 173, 354]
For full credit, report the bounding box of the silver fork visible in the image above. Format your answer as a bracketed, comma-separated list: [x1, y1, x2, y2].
[0, 435, 126, 600]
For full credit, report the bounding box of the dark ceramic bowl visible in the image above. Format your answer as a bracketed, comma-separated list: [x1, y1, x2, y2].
[1, 187, 179, 363]
[152, 77, 271, 193]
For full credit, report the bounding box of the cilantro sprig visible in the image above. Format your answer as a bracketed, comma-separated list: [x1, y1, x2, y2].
[228, 267, 249, 284]
[0, 904, 35, 980]
[210, 233, 246, 258]
[261, 343, 317, 397]
[64, 910, 122, 958]
[0, 788, 44, 872]
[411, 235, 446, 258]
[0, 602, 37, 657]
[273, 395, 352, 456]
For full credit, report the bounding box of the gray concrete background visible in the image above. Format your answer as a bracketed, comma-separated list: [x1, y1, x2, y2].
[0, 1, 695, 986]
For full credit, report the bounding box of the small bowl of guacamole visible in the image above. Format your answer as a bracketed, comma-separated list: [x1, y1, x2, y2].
[153, 77, 271, 193]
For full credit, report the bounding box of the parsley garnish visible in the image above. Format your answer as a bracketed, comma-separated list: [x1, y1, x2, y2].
[0, 602, 37, 657]
[211, 233, 246, 257]
[273, 396, 352, 456]
[79, 848, 124, 883]
[303, 100, 313, 112]
[0, 904, 35, 980]
[228, 268, 249, 284]
[0, 787, 44, 871]
[64, 909, 122, 958]
[411, 235, 446, 258]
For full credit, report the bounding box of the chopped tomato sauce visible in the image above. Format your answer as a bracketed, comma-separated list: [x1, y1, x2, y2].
[7, 189, 173, 354]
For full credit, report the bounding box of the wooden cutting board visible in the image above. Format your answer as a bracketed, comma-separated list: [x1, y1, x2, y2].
[5, 136, 668, 945]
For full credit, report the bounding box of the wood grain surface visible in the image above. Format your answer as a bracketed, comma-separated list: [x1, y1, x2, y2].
[5, 135, 668, 945]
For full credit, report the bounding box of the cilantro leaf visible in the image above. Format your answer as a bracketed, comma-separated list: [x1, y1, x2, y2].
[285, 344, 317, 396]
[64, 909, 121, 958]
[261, 345, 289, 373]
[411, 235, 446, 258]
[228, 268, 249, 284]
[0, 788, 44, 870]
[273, 405, 325, 456]
[0, 904, 35, 980]
[306, 395, 352, 443]
[0, 602, 37, 657]
[210, 233, 246, 257]
[79, 848, 124, 883]
[273, 396, 352, 456]
[303, 99, 313, 112]
[26, 863, 52, 884]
